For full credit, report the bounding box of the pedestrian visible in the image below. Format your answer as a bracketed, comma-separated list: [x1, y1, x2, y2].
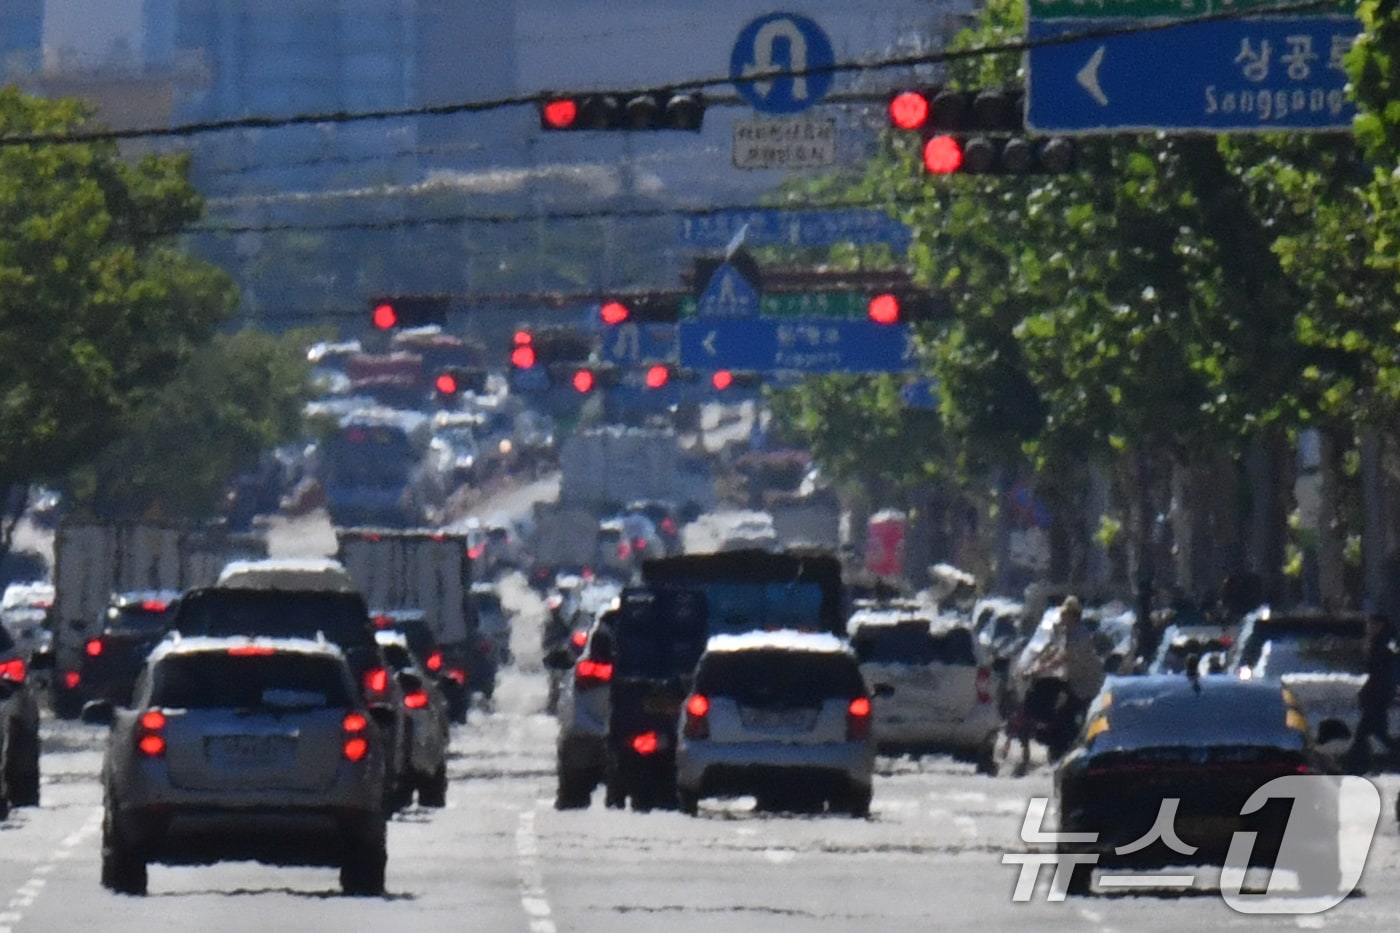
[1347, 613, 1397, 773]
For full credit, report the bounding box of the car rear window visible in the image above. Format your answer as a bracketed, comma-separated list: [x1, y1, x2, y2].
[1256, 635, 1366, 677]
[107, 603, 177, 634]
[1238, 618, 1366, 670]
[173, 589, 375, 652]
[150, 653, 354, 710]
[695, 649, 865, 707]
[852, 622, 977, 666]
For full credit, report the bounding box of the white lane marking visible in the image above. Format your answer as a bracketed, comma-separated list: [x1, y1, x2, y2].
[515, 808, 556, 933]
[0, 808, 100, 931]
[1296, 917, 1326, 930]
[763, 849, 795, 864]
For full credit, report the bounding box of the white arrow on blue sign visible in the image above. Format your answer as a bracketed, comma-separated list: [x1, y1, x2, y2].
[697, 262, 762, 319]
[730, 12, 835, 115]
[679, 318, 915, 373]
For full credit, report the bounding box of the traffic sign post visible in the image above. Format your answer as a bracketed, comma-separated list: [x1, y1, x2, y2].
[730, 12, 835, 114]
[1026, 14, 1360, 133]
[679, 318, 915, 374]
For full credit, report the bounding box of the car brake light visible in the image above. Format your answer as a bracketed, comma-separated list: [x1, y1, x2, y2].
[616, 541, 631, 560]
[633, 537, 647, 552]
[975, 667, 992, 704]
[137, 709, 166, 757]
[445, 667, 467, 685]
[426, 650, 443, 672]
[575, 659, 613, 688]
[468, 544, 485, 560]
[227, 645, 276, 656]
[63, 670, 80, 689]
[631, 731, 659, 755]
[660, 517, 676, 535]
[363, 667, 389, 696]
[683, 694, 710, 739]
[0, 658, 25, 683]
[140, 600, 168, 612]
[570, 630, 587, 649]
[373, 614, 394, 629]
[342, 711, 370, 762]
[404, 690, 430, 710]
[847, 696, 872, 741]
[85, 639, 103, 657]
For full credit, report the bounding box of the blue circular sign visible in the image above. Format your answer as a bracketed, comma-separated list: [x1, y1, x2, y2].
[729, 12, 835, 115]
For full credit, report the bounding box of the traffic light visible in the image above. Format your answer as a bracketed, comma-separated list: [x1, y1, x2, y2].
[866, 289, 951, 325]
[887, 87, 1075, 176]
[368, 295, 450, 330]
[509, 330, 536, 369]
[559, 364, 621, 394]
[539, 90, 705, 131]
[597, 295, 681, 326]
[710, 370, 761, 391]
[433, 366, 487, 400]
[644, 363, 672, 389]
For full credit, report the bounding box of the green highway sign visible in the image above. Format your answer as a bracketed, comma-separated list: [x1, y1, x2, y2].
[680, 292, 869, 319]
[1028, 0, 1347, 18]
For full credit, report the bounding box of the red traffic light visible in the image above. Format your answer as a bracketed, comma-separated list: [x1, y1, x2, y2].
[572, 369, 596, 393]
[513, 330, 533, 346]
[434, 373, 459, 395]
[888, 91, 929, 131]
[645, 364, 670, 389]
[511, 345, 537, 369]
[372, 303, 398, 330]
[541, 98, 578, 129]
[868, 294, 901, 325]
[923, 135, 963, 175]
[711, 370, 734, 391]
[600, 301, 630, 326]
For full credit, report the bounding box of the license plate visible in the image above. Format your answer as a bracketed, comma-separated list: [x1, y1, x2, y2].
[206, 735, 293, 766]
[741, 708, 813, 730]
[643, 697, 679, 716]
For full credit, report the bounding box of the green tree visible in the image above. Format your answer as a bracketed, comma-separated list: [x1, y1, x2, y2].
[0, 88, 237, 542]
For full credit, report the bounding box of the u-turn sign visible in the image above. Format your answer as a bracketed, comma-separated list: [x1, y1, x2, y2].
[730, 12, 835, 114]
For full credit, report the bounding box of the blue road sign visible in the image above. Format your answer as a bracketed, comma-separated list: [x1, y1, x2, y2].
[1027, 16, 1360, 133]
[730, 13, 835, 115]
[598, 322, 677, 365]
[678, 209, 911, 250]
[680, 318, 914, 373]
[697, 262, 761, 319]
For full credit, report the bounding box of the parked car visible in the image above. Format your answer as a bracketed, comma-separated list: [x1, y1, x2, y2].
[848, 603, 1001, 772]
[1053, 670, 1340, 897]
[66, 590, 181, 711]
[375, 630, 450, 807]
[675, 630, 875, 817]
[86, 635, 389, 896]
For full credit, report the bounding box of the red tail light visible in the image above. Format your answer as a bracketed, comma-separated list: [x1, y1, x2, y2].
[137, 709, 166, 757]
[373, 614, 394, 629]
[85, 639, 103, 657]
[404, 690, 430, 710]
[570, 630, 588, 649]
[425, 650, 443, 672]
[616, 541, 632, 560]
[631, 731, 660, 755]
[468, 544, 485, 560]
[140, 600, 168, 612]
[660, 517, 677, 536]
[847, 696, 872, 741]
[683, 694, 710, 739]
[975, 667, 992, 704]
[63, 670, 80, 689]
[362, 667, 389, 696]
[0, 658, 25, 683]
[343, 711, 370, 762]
[445, 667, 467, 685]
[633, 537, 647, 552]
[575, 659, 613, 689]
[227, 645, 275, 656]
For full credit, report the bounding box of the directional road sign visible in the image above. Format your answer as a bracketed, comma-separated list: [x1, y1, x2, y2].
[730, 12, 835, 114]
[679, 318, 914, 373]
[678, 209, 911, 250]
[1027, 16, 1361, 133]
[680, 292, 868, 319]
[697, 262, 762, 318]
[599, 322, 677, 365]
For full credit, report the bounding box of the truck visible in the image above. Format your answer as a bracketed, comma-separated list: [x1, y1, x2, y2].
[50, 521, 267, 716]
[558, 426, 715, 516]
[767, 487, 843, 551]
[334, 528, 490, 715]
[527, 503, 602, 587]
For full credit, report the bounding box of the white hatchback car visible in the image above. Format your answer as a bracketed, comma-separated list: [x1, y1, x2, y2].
[848, 605, 1001, 773]
[675, 631, 874, 817]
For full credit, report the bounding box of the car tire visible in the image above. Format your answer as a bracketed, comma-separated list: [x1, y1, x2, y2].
[603, 777, 626, 810]
[101, 816, 147, 896]
[554, 769, 593, 810]
[6, 723, 40, 808]
[840, 784, 872, 819]
[417, 764, 448, 808]
[340, 820, 388, 897]
[1056, 840, 1093, 897]
[974, 736, 999, 777]
[677, 788, 699, 816]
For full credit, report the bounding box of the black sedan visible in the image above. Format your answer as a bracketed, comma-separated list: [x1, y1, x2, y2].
[1053, 671, 1341, 896]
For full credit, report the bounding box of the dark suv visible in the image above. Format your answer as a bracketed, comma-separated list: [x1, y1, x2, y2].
[71, 591, 181, 709]
[0, 623, 40, 813]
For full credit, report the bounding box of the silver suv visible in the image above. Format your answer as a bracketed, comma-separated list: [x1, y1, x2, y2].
[86, 635, 389, 896]
[675, 631, 875, 817]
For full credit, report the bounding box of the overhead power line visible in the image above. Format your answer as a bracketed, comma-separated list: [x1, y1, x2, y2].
[0, 0, 1342, 149]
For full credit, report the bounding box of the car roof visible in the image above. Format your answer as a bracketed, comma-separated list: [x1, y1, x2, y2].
[149, 633, 345, 664]
[703, 630, 849, 655]
[216, 557, 358, 593]
[1088, 674, 1303, 752]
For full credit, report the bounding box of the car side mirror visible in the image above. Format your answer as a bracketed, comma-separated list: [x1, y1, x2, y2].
[81, 699, 115, 726]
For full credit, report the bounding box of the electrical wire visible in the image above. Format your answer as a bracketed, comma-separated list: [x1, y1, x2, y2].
[0, 0, 1342, 148]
